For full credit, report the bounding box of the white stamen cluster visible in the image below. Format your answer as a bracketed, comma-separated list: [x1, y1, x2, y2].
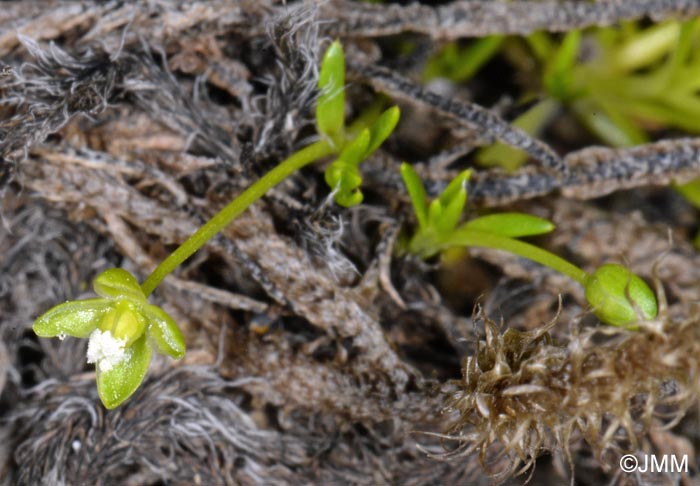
[86, 329, 127, 372]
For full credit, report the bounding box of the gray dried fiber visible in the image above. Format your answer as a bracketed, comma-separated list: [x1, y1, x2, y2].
[323, 0, 700, 39]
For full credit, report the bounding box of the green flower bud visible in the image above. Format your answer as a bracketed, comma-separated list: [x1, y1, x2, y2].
[584, 263, 658, 328]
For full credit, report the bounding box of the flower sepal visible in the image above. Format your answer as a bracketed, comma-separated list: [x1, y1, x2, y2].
[96, 333, 152, 409]
[33, 298, 113, 339]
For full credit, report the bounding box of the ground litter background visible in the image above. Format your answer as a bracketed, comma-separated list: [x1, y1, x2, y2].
[2, 1, 700, 485]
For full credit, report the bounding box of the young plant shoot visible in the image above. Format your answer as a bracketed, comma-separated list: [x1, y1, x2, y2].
[400, 163, 658, 329]
[468, 20, 700, 252]
[32, 40, 400, 409]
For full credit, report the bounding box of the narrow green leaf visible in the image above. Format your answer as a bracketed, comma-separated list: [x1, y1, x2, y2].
[544, 30, 581, 100]
[462, 213, 555, 238]
[400, 163, 428, 230]
[93, 268, 145, 302]
[427, 199, 444, 229]
[526, 31, 555, 62]
[615, 22, 679, 72]
[33, 298, 112, 338]
[425, 36, 504, 83]
[571, 98, 647, 147]
[663, 20, 695, 79]
[554, 29, 581, 73]
[316, 40, 345, 146]
[448, 36, 504, 83]
[364, 106, 400, 158]
[445, 228, 589, 285]
[439, 169, 471, 208]
[436, 185, 467, 235]
[338, 128, 370, 167]
[96, 333, 152, 409]
[144, 304, 186, 359]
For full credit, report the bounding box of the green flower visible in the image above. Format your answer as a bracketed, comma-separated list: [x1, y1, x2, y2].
[33, 268, 185, 409]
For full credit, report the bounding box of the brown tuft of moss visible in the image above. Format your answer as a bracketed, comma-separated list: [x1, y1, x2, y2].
[435, 304, 700, 482]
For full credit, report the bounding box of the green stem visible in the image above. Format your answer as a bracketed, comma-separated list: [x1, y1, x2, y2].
[141, 140, 334, 296]
[445, 229, 590, 285]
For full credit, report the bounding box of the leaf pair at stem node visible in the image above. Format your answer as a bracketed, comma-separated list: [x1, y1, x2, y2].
[400, 164, 658, 328]
[318, 40, 400, 206]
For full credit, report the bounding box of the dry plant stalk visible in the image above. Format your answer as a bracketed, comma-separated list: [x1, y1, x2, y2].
[323, 0, 700, 38]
